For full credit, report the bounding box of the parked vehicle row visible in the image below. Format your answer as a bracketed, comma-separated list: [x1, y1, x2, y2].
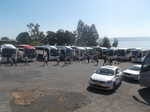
[89, 50, 150, 90]
[88, 64, 143, 90]
[0, 43, 150, 90]
[0, 44, 149, 63]
[0, 44, 36, 63]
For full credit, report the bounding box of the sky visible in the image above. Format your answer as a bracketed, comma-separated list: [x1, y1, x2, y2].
[0, 0, 150, 39]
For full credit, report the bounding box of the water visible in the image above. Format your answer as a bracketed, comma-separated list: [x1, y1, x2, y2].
[115, 37, 150, 49]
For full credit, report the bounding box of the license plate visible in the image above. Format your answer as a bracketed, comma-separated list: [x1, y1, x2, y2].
[96, 83, 104, 86]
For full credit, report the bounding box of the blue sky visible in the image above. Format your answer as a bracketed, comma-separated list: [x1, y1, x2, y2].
[0, 0, 150, 39]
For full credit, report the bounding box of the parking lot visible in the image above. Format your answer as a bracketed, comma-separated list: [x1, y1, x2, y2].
[0, 60, 150, 112]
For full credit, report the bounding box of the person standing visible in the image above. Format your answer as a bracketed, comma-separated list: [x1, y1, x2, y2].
[10, 54, 17, 66]
[87, 54, 90, 63]
[95, 54, 99, 65]
[103, 55, 107, 65]
[56, 56, 60, 65]
[23, 53, 28, 65]
[109, 57, 113, 65]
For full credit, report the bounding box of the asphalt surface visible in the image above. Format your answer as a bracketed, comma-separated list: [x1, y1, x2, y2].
[0, 60, 150, 112]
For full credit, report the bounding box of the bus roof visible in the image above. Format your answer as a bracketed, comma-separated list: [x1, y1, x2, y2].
[1, 44, 16, 49]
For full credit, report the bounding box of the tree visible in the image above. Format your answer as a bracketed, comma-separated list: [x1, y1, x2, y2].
[1, 37, 10, 41]
[38, 32, 46, 43]
[76, 20, 85, 45]
[112, 38, 118, 47]
[16, 32, 30, 44]
[27, 23, 41, 41]
[100, 37, 111, 48]
[76, 20, 99, 46]
[55, 29, 65, 45]
[45, 31, 57, 45]
[88, 24, 99, 46]
[64, 30, 76, 45]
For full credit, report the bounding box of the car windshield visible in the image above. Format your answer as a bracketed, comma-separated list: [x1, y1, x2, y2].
[96, 68, 114, 76]
[129, 66, 141, 71]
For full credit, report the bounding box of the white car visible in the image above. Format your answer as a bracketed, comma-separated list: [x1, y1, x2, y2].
[123, 65, 141, 80]
[89, 66, 122, 90]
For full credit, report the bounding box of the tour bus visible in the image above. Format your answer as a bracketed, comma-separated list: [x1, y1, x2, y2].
[92, 47, 101, 58]
[36, 45, 58, 61]
[56, 46, 74, 61]
[71, 46, 86, 60]
[116, 48, 131, 61]
[131, 48, 150, 63]
[1, 44, 17, 63]
[99, 47, 108, 58]
[104, 47, 118, 60]
[142, 49, 150, 57]
[85, 47, 94, 55]
[140, 52, 150, 87]
[130, 48, 142, 63]
[65, 46, 74, 58]
[17, 44, 36, 62]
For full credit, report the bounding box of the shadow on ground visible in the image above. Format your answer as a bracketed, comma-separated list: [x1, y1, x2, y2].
[123, 77, 139, 84]
[133, 88, 150, 106]
[86, 86, 115, 95]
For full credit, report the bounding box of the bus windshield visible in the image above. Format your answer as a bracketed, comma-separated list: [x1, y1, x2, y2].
[117, 50, 125, 56]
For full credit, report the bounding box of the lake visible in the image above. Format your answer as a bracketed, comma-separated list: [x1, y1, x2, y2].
[115, 37, 150, 49]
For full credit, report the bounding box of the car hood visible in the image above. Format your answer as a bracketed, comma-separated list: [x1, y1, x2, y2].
[91, 73, 114, 82]
[123, 69, 140, 75]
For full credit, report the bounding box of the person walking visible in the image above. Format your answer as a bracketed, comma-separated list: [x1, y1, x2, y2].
[10, 54, 17, 66]
[95, 54, 99, 65]
[43, 53, 48, 66]
[109, 57, 113, 65]
[87, 54, 90, 63]
[56, 56, 60, 65]
[23, 53, 28, 65]
[103, 55, 107, 65]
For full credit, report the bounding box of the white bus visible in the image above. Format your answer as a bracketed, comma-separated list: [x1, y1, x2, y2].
[116, 48, 131, 61]
[131, 48, 149, 63]
[130, 48, 142, 63]
[36, 45, 58, 61]
[1, 44, 17, 63]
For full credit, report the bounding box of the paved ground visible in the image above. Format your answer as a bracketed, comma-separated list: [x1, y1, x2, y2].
[0, 60, 150, 112]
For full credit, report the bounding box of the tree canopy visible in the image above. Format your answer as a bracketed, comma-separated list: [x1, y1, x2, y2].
[76, 20, 99, 46]
[1, 37, 10, 41]
[112, 38, 118, 47]
[13, 21, 119, 47]
[16, 32, 30, 44]
[99, 37, 111, 48]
